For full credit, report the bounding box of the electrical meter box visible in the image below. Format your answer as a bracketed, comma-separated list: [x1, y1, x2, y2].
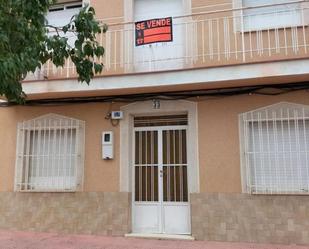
[102, 131, 113, 160]
[111, 111, 123, 120]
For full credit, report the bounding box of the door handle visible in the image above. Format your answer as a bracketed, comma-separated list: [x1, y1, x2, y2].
[160, 169, 163, 177]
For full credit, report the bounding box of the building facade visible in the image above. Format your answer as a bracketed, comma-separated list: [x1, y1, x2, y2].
[0, 0, 309, 245]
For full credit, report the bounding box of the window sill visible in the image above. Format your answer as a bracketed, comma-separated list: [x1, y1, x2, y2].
[247, 191, 309, 196]
[15, 190, 78, 193]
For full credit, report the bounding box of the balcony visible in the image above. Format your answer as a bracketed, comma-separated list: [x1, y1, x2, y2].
[24, 1, 309, 82]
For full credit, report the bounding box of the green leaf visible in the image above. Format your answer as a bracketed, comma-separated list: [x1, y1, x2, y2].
[83, 43, 93, 56]
[94, 63, 103, 73]
[94, 46, 104, 57]
[0, 1, 106, 103]
[62, 25, 69, 34]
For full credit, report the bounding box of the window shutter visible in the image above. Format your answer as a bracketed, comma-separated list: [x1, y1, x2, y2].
[75, 121, 86, 190]
[47, 1, 82, 47]
[302, 2, 309, 25]
[233, 0, 243, 32]
[239, 102, 309, 194]
[14, 114, 85, 192]
[14, 123, 25, 191]
[241, 0, 302, 31]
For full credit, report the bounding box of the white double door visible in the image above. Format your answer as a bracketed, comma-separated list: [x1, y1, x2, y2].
[132, 126, 190, 234]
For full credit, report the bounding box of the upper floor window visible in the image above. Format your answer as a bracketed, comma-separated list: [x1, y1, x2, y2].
[133, 0, 187, 72]
[15, 114, 85, 192]
[47, 1, 83, 26]
[239, 102, 309, 194]
[47, 1, 83, 46]
[242, 0, 302, 31]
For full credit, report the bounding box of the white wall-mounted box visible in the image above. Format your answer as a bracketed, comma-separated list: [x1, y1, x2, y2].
[111, 111, 123, 120]
[102, 131, 114, 160]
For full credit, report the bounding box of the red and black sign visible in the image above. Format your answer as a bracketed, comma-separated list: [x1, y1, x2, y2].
[135, 17, 173, 46]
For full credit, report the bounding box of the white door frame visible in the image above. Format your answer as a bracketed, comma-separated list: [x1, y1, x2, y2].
[120, 100, 199, 235]
[132, 125, 191, 234]
[120, 100, 199, 194]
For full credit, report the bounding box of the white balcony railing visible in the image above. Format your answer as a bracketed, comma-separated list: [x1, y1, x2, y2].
[25, 1, 309, 81]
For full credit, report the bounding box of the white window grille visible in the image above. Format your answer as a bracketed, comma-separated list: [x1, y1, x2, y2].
[241, 0, 302, 31]
[15, 114, 85, 192]
[239, 102, 309, 194]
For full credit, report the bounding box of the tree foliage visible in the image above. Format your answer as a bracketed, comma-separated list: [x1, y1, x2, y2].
[0, 0, 107, 102]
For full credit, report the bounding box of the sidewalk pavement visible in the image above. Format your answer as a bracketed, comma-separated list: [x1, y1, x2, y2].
[0, 230, 307, 249]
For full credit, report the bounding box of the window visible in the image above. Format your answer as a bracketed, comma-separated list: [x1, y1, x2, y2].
[239, 102, 309, 194]
[15, 114, 85, 192]
[47, 1, 83, 47]
[241, 0, 302, 31]
[133, 0, 186, 71]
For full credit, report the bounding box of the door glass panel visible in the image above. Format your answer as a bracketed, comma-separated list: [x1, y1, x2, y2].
[135, 130, 158, 202]
[135, 128, 188, 202]
[162, 129, 188, 202]
[163, 166, 188, 202]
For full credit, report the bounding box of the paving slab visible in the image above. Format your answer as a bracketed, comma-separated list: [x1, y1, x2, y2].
[0, 230, 308, 249]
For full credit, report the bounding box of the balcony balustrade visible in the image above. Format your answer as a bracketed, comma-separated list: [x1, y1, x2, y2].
[24, 1, 309, 81]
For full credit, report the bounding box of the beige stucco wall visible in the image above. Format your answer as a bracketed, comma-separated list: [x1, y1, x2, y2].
[42, 0, 309, 79]
[0, 108, 17, 192]
[0, 103, 122, 192]
[198, 89, 309, 193]
[1, 90, 309, 193]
